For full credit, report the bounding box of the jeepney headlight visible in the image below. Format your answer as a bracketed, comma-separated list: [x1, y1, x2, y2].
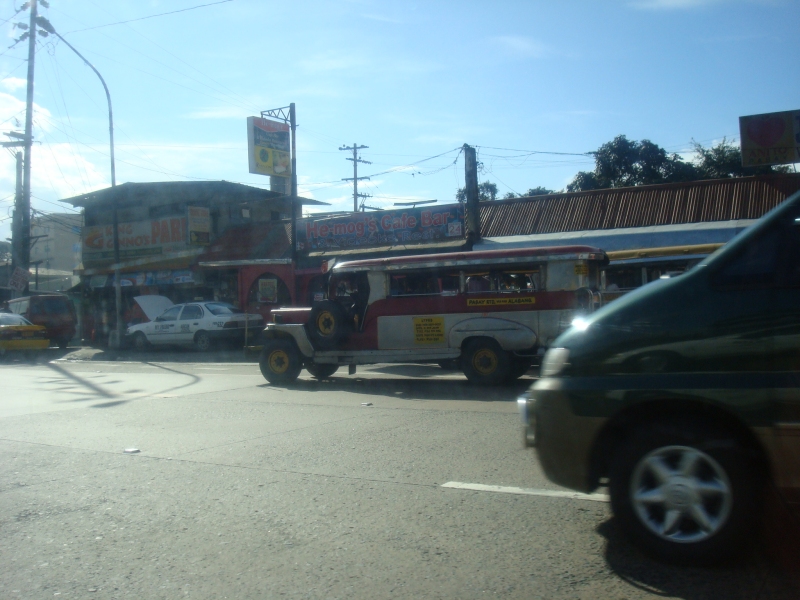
[571, 317, 590, 331]
[541, 347, 570, 377]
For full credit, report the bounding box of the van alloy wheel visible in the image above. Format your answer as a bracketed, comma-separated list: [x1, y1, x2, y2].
[630, 445, 732, 544]
[609, 419, 762, 565]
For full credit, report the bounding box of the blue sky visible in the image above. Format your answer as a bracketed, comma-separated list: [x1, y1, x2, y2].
[1, 0, 798, 241]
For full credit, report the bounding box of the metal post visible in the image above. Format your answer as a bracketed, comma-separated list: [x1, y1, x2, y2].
[21, 0, 38, 295]
[36, 19, 123, 347]
[10, 152, 22, 284]
[352, 144, 358, 212]
[289, 103, 298, 263]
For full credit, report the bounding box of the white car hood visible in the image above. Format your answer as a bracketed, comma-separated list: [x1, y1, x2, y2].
[133, 295, 174, 321]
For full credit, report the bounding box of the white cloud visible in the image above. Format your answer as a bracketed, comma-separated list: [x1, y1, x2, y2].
[1, 77, 27, 92]
[491, 36, 550, 59]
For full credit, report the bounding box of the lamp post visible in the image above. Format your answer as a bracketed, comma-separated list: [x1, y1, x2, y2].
[36, 17, 123, 347]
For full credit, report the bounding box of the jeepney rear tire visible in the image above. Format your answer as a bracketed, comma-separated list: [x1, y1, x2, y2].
[462, 338, 512, 385]
[306, 362, 339, 379]
[260, 339, 303, 384]
[307, 300, 349, 349]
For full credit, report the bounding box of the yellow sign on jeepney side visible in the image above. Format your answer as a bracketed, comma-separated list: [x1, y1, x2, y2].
[574, 263, 589, 275]
[413, 316, 445, 344]
[466, 297, 535, 307]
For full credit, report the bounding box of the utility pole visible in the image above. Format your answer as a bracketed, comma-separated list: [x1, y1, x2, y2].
[9, 151, 22, 277]
[20, 0, 39, 294]
[463, 144, 480, 245]
[339, 143, 371, 212]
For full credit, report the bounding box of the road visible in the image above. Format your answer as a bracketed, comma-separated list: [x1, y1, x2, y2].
[1, 350, 797, 599]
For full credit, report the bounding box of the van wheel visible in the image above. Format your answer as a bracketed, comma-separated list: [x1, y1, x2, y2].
[133, 332, 150, 352]
[194, 331, 213, 352]
[609, 419, 762, 565]
[307, 301, 349, 349]
[306, 362, 339, 379]
[462, 338, 511, 385]
[260, 340, 302, 384]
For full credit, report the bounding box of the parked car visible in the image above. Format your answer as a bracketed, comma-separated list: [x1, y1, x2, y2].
[259, 246, 609, 385]
[518, 190, 800, 564]
[0, 313, 49, 358]
[6, 293, 77, 349]
[125, 301, 264, 351]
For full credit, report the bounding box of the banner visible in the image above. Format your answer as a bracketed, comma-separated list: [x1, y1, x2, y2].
[739, 110, 800, 167]
[187, 206, 210, 246]
[247, 117, 291, 177]
[297, 204, 465, 252]
[83, 217, 188, 263]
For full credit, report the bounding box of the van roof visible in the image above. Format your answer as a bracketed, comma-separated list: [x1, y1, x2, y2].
[331, 245, 607, 273]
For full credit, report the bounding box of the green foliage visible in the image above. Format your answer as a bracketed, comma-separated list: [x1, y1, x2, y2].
[456, 181, 499, 202]
[568, 135, 791, 192]
[568, 135, 696, 192]
[692, 137, 789, 179]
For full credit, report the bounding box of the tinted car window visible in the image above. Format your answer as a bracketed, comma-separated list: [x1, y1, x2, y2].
[205, 303, 243, 315]
[711, 210, 800, 289]
[180, 305, 203, 320]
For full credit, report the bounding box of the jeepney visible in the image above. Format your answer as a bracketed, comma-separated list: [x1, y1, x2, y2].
[258, 245, 608, 385]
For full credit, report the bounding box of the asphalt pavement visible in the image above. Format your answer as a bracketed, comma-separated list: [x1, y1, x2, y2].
[0, 348, 798, 599]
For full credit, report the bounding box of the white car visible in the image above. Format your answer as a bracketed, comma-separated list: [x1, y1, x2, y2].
[126, 301, 263, 351]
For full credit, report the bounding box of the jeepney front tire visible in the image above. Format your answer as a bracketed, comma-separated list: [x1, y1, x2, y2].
[260, 339, 303, 384]
[307, 301, 349, 350]
[462, 338, 511, 385]
[306, 362, 339, 379]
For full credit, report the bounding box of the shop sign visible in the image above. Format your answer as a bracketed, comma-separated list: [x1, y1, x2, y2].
[247, 117, 291, 177]
[103, 270, 196, 288]
[8, 267, 29, 292]
[297, 203, 465, 252]
[258, 278, 278, 303]
[739, 110, 800, 167]
[83, 217, 188, 263]
[188, 206, 210, 246]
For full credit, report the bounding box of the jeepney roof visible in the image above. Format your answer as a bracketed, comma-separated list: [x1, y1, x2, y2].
[330, 245, 607, 273]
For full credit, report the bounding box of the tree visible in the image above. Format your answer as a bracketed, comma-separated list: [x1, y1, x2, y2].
[568, 135, 697, 192]
[524, 186, 555, 197]
[0, 241, 10, 263]
[456, 181, 499, 202]
[692, 137, 790, 179]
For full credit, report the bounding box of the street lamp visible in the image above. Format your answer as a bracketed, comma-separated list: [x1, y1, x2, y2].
[36, 17, 124, 348]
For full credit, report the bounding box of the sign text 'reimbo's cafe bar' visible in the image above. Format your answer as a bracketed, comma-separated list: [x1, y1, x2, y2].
[297, 204, 464, 251]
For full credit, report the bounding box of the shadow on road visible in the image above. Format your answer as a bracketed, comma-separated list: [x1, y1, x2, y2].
[268, 373, 532, 402]
[596, 490, 800, 599]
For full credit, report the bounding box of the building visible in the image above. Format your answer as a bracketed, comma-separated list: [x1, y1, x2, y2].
[61, 180, 323, 343]
[29, 211, 83, 292]
[475, 174, 800, 288]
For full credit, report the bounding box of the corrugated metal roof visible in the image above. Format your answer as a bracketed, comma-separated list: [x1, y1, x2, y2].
[480, 174, 800, 237]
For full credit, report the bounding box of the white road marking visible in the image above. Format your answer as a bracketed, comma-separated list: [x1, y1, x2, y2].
[441, 481, 609, 502]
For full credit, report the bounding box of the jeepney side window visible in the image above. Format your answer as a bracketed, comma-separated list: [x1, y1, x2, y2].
[389, 273, 441, 296]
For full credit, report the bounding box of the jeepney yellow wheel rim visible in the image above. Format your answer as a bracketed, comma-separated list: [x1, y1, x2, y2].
[268, 349, 291, 374]
[472, 348, 498, 375]
[316, 311, 336, 336]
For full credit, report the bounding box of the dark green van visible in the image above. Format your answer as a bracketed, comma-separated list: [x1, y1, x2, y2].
[518, 190, 800, 564]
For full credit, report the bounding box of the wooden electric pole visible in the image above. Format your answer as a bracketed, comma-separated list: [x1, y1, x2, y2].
[340, 143, 371, 212]
[463, 144, 480, 244]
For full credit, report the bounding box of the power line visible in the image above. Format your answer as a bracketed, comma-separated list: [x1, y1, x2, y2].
[64, 0, 234, 34]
